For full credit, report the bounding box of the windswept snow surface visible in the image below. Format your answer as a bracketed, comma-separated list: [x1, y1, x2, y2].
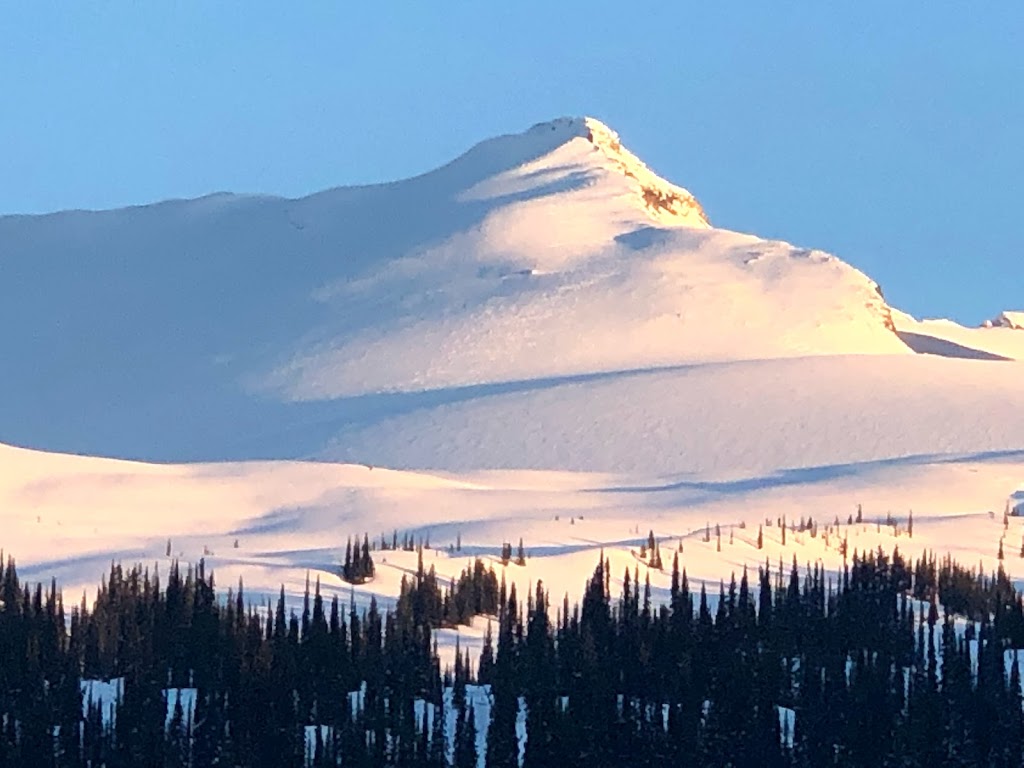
[2, 117, 1024, 625]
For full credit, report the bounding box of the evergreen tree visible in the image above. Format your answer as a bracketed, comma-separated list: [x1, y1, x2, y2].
[487, 585, 520, 768]
[523, 582, 556, 768]
[454, 698, 478, 768]
[3, 524, 1024, 767]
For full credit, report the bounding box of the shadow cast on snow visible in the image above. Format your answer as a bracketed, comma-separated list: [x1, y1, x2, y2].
[897, 331, 1011, 361]
[596, 449, 1024, 497]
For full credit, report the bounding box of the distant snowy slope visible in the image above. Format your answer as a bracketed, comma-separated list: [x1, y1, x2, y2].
[1, 117, 905, 462]
[893, 310, 1024, 361]
[994, 311, 1024, 330]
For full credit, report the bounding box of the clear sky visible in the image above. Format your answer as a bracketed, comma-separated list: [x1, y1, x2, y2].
[2, 3, 1020, 324]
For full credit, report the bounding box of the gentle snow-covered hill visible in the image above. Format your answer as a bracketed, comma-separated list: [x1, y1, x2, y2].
[3, 439, 1024, 661]
[2, 116, 1023, 624]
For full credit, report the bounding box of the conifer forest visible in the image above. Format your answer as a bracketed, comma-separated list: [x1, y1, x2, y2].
[3, 540, 1024, 767]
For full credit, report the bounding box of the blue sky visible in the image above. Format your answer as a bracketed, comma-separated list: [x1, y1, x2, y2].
[2, 3, 1020, 323]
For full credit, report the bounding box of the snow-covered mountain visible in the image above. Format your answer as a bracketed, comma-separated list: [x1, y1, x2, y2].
[2, 116, 905, 463]
[2, 116, 1023, 631]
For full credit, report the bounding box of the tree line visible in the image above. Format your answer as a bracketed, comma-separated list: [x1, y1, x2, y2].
[2, 538, 1024, 766]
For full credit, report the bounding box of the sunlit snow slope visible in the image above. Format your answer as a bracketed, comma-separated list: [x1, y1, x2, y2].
[2, 116, 1023, 620]
[4, 440, 1024, 661]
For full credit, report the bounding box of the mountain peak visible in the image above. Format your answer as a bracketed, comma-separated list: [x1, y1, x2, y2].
[519, 116, 710, 227]
[451, 117, 708, 229]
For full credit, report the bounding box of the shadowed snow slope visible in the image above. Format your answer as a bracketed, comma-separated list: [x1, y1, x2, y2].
[2, 117, 1023, 614]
